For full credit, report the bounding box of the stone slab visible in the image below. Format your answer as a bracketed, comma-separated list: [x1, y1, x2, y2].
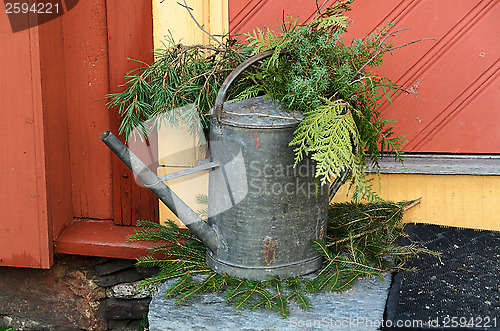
[106, 282, 150, 299]
[149, 274, 391, 331]
[105, 298, 151, 320]
[94, 268, 145, 287]
[0, 255, 106, 331]
[94, 259, 136, 276]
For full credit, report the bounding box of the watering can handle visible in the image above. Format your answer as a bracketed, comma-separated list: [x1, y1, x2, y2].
[211, 49, 287, 119]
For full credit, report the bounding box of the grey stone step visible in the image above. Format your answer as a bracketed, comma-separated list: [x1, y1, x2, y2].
[148, 274, 391, 331]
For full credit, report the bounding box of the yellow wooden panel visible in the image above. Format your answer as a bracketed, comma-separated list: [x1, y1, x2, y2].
[332, 174, 500, 232]
[153, 0, 228, 226]
[157, 121, 206, 167]
[157, 167, 209, 227]
[153, 0, 228, 48]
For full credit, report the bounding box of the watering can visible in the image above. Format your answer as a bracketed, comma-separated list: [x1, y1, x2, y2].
[101, 51, 342, 280]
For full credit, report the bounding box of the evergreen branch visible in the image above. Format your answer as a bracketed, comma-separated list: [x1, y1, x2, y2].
[353, 28, 410, 78]
[326, 227, 382, 247]
[234, 282, 262, 310]
[130, 200, 435, 317]
[274, 281, 289, 317]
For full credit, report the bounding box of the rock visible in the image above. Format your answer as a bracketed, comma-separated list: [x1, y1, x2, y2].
[1, 315, 53, 331]
[108, 319, 142, 331]
[90, 257, 112, 266]
[94, 259, 136, 276]
[148, 274, 392, 331]
[136, 265, 161, 278]
[94, 268, 145, 287]
[105, 298, 151, 320]
[0, 255, 107, 331]
[106, 282, 150, 299]
[54, 326, 86, 331]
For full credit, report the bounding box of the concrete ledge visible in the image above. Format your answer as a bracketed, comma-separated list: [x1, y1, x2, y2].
[148, 274, 391, 331]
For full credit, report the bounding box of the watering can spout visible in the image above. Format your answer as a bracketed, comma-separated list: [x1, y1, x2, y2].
[100, 131, 223, 254]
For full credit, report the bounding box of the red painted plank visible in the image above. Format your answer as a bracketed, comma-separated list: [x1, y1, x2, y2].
[416, 68, 500, 153]
[0, 14, 52, 268]
[106, 0, 158, 226]
[229, 0, 337, 39]
[61, 0, 113, 220]
[379, 1, 499, 152]
[54, 220, 155, 260]
[38, 15, 74, 241]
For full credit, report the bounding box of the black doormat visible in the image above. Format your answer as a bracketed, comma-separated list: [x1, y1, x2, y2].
[383, 223, 500, 330]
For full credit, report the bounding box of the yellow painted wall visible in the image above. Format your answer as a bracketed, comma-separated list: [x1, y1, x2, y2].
[153, 0, 228, 48]
[332, 174, 500, 232]
[153, 0, 228, 226]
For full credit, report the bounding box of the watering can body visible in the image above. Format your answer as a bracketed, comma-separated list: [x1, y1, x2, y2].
[207, 96, 328, 280]
[102, 51, 330, 280]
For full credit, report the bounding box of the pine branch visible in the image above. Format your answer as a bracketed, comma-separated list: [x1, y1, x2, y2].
[129, 199, 435, 317]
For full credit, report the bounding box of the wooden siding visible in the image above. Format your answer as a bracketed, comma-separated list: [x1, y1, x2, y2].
[332, 174, 500, 232]
[106, 0, 158, 226]
[38, 13, 74, 249]
[1, 12, 67, 268]
[229, 0, 500, 154]
[61, 0, 156, 226]
[61, 0, 113, 220]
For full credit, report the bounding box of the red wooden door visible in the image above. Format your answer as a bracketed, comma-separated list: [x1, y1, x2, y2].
[229, 0, 500, 154]
[1, 0, 156, 268]
[1, 17, 56, 268]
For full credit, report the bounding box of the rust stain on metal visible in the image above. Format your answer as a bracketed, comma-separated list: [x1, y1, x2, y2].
[252, 132, 260, 149]
[262, 237, 276, 265]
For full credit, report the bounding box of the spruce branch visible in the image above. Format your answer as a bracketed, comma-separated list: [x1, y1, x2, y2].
[128, 200, 436, 318]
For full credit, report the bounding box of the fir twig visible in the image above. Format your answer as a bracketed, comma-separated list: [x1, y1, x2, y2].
[128, 200, 436, 318]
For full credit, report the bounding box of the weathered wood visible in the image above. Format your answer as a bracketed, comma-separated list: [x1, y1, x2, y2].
[61, 0, 113, 220]
[367, 154, 500, 175]
[54, 220, 155, 260]
[38, 12, 73, 243]
[106, 0, 158, 226]
[1, 10, 53, 268]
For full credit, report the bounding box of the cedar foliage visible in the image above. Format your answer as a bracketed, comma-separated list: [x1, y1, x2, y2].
[127, 200, 434, 318]
[106, 0, 425, 201]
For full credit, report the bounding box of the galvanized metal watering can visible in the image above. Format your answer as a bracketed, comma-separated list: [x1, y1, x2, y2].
[101, 51, 335, 280]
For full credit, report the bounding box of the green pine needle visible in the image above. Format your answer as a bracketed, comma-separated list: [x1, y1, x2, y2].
[128, 200, 436, 318]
